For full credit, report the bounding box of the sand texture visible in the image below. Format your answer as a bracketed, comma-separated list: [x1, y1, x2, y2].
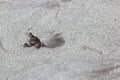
[0, 0, 120, 80]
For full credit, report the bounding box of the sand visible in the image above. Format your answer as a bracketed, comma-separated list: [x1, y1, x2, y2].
[0, 0, 120, 80]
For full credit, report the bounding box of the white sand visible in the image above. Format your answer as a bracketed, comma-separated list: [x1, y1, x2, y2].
[0, 0, 120, 80]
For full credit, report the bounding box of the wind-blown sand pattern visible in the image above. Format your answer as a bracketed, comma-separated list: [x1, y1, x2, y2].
[0, 0, 120, 80]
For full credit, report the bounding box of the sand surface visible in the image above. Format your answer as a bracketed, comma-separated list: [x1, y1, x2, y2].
[0, 0, 120, 80]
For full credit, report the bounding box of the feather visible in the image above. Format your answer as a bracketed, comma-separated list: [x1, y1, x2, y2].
[40, 31, 65, 48]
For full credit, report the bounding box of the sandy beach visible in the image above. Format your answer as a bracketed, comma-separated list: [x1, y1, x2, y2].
[0, 0, 120, 80]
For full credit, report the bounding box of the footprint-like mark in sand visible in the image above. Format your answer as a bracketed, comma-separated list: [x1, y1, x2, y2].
[0, 38, 7, 52]
[61, 0, 72, 3]
[82, 45, 103, 55]
[43, 1, 60, 9]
